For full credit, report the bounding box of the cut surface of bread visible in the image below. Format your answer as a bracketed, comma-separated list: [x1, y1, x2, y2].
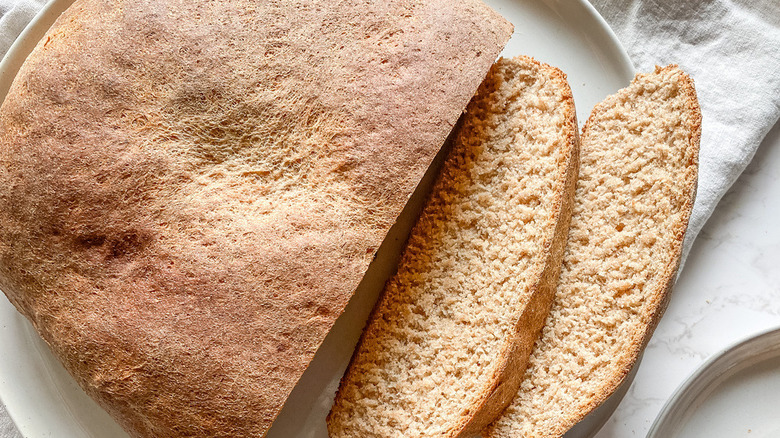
[486, 65, 701, 438]
[0, 1, 512, 437]
[327, 56, 579, 438]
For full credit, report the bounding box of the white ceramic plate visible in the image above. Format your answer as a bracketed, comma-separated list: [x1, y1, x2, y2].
[648, 326, 780, 438]
[0, 1, 634, 437]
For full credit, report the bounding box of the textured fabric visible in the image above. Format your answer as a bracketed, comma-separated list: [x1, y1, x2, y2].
[0, 0, 43, 58]
[0, 406, 18, 438]
[590, 0, 780, 265]
[0, 0, 778, 437]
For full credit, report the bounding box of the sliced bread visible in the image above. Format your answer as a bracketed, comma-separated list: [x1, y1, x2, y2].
[486, 65, 701, 437]
[327, 56, 579, 438]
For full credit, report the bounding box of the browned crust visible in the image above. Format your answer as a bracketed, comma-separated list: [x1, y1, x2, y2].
[455, 58, 580, 438]
[546, 65, 701, 436]
[0, 1, 512, 437]
[327, 56, 580, 438]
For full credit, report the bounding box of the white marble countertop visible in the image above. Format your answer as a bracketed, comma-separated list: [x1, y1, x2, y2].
[595, 121, 780, 437]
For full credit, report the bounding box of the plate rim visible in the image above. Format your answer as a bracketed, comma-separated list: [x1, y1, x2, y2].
[574, 0, 634, 77]
[648, 325, 780, 437]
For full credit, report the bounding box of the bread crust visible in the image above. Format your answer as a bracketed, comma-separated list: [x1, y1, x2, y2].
[549, 65, 700, 435]
[0, 1, 512, 437]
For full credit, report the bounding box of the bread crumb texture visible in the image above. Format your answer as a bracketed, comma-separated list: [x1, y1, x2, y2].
[487, 66, 700, 438]
[328, 57, 577, 438]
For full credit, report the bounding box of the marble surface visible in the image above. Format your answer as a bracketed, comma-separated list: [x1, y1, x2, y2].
[594, 121, 780, 437]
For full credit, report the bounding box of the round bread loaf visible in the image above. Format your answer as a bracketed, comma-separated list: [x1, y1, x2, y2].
[0, 0, 512, 436]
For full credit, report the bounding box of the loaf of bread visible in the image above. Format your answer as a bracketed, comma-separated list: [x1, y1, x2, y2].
[0, 1, 512, 437]
[328, 56, 579, 438]
[486, 65, 701, 437]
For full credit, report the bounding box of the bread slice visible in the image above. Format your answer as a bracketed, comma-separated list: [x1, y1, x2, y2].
[327, 56, 579, 438]
[486, 65, 701, 438]
[0, 1, 512, 437]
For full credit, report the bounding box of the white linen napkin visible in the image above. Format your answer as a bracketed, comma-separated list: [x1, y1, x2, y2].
[0, 0, 778, 437]
[0, 0, 42, 59]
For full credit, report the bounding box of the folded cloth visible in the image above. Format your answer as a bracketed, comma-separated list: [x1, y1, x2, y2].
[591, 0, 780, 264]
[0, 0, 778, 437]
[0, 0, 43, 58]
[0, 401, 16, 438]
